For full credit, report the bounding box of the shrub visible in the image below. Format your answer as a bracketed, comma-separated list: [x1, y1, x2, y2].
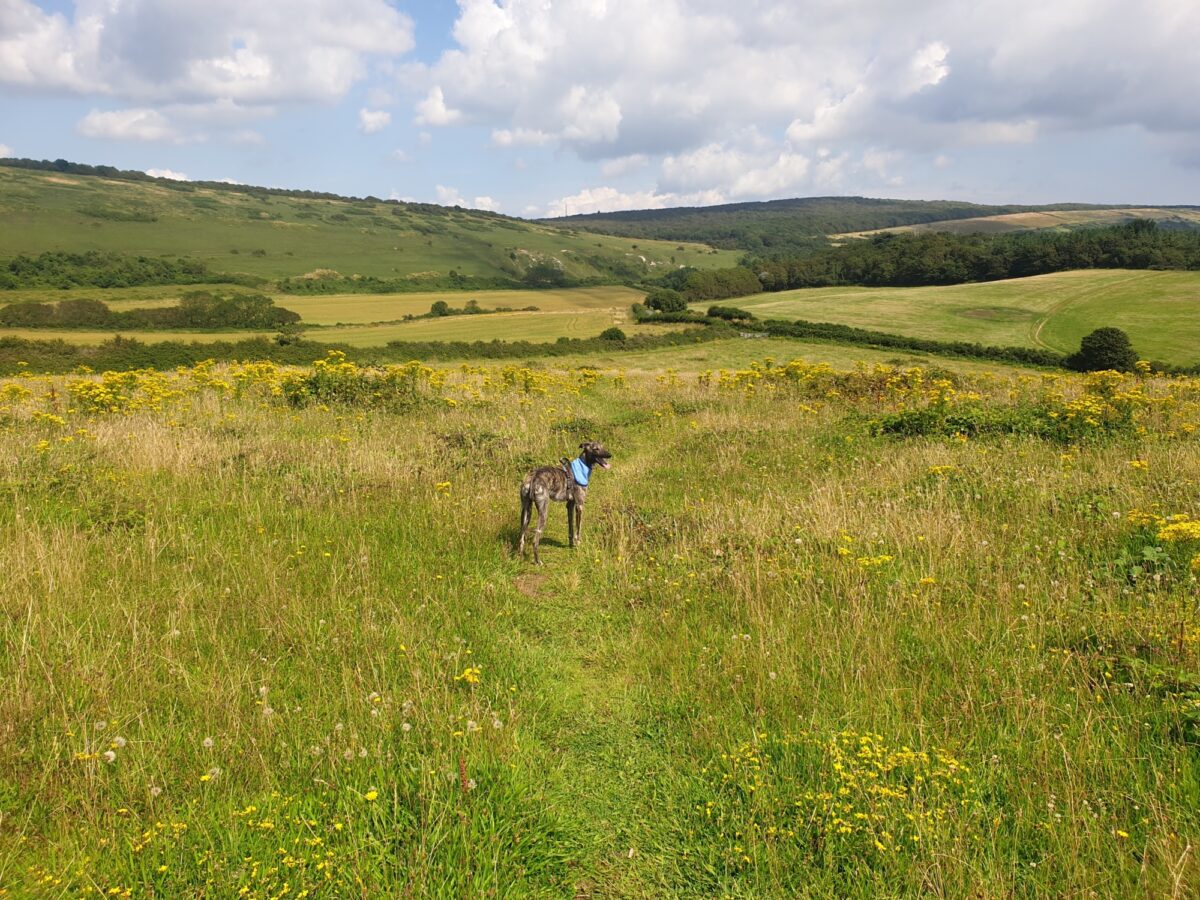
[1066, 327, 1139, 372]
[599, 327, 626, 341]
[707, 305, 756, 321]
[645, 288, 688, 313]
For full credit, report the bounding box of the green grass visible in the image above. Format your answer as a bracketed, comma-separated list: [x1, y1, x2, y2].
[714, 269, 1200, 365]
[0, 286, 661, 346]
[834, 206, 1200, 238]
[0, 166, 739, 283]
[2, 357, 1199, 896]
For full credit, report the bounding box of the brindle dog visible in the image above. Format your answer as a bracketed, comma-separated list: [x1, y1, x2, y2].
[518, 440, 612, 565]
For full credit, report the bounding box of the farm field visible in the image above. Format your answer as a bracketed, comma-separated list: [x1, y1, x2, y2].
[2, 353, 1199, 896]
[833, 206, 1200, 238]
[0, 166, 737, 283]
[715, 269, 1200, 366]
[0, 286, 661, 346]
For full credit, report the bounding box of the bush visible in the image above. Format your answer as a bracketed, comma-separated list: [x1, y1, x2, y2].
[599, 327, 627, 341]
[1066, 327, 1139, 372]
[707, 305, 756, 322]
[645, 289, 688, 313]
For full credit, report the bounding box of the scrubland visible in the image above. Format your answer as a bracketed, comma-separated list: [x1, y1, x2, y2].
[2, 351, 1199, 896]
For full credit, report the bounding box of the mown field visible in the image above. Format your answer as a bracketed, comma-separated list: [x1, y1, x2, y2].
[2, 346, 1199, 896]
[716, 269, 1200, 366]
[0, 286, 660, 347]
[834, 207, 1200, 239]
[0, 167, 736, 283]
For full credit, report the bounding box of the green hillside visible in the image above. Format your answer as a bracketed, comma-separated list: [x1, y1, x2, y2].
[834, 207, 1200, 239]
[714, 269, 1200, 366]
[0, 164, 737, 286]
[541, 196, 1113, 252]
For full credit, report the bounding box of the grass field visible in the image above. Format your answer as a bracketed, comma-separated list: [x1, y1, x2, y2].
[713, 269, 1200, 365]
[0, 166, 738, 283]
[834, 207, 1200, 238]
[2, 352, 1199, 896]
[0, 286, 660, 346]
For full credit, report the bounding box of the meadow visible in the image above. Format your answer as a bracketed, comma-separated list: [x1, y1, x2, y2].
[2, 346, 1199, 896]
[717, 269, 1200, 366]
[0, 287, 657, 347]
[833, 207, 1200, 239]
[0, 167, 737, 284]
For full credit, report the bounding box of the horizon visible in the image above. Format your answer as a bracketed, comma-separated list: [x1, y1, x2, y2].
[2, 1, 1199, 216]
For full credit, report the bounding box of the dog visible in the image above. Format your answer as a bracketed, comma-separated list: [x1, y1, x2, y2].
[518, 440, 612, 565]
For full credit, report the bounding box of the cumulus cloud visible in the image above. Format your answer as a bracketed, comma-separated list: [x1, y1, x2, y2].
[415, 87, 461, 126]
[77, 108, 183, 142]
[3, 0, 415, 140]
[409, 0, 1200, 205]
[359, 108, 391, 134]
[600, 154, 650, 178]
[146, 168, 190, 180]
[0, 143, 12, 158]
[434, 185, 498, 211]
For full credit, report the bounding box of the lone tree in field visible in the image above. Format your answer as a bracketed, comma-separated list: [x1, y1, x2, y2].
[1066, 327, 1139, 372]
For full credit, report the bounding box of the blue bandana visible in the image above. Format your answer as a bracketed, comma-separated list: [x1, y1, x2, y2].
[570, 456, 591, 487]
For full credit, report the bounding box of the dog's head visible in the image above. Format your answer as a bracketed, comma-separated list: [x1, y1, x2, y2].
[579, 440, 612, 470]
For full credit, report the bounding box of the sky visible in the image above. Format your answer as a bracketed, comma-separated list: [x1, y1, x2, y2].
[2, 0, 1199, 217]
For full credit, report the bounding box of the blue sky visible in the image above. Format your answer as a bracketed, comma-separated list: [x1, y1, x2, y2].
[2, 0, 1199, 217]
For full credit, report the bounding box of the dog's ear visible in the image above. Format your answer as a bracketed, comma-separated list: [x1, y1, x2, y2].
[579, 441, 588, 450]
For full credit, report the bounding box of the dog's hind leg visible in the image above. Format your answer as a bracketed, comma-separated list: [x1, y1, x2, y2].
[574, 503, 583, 546]
[517, 491, 533, 557]
[532, 494, 549, 565]
[566, 498, 575, 548]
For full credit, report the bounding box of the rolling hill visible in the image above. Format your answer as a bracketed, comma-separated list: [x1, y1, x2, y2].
[0, 161, 737, 287]
[833, 206, 1200, 239]
[713, 269, 1200, 366]
[540, 196, 1119, 252]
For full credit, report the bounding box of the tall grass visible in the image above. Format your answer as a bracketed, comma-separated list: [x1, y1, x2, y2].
[1, 355, 1198, 896]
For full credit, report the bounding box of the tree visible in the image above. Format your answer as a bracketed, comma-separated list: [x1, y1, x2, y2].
[645, 288, 687, 313]
[1066, 327, 1139, 372]
[599, 326, 626, 341]
[430, 300, 451, 317]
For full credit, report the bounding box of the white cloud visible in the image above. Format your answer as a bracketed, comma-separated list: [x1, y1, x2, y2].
[660, 142, 811, 199]
[415, 87, 461, 126]
[0, 143, 12, 158]
[77, 108, 182, 142]
[492, 127, 553, 147]
[359, 108, 391, 134]
[540, 184, 725, 219]
[2, 0, 415, 139]
[391, 148, 411, 162]
[146, 168, 190, 180]
[601, 154, 649, 178]
[434, 185, 499, 211]
[403, 0, 1200, 207]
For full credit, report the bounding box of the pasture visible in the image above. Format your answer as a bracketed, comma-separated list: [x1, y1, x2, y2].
[716, 269, 1200, 366]
[0, 166, 737, 283]
[2, 350, 1199, 896]
[0, 286, 661, 346]
[833, 206, 1200, 238]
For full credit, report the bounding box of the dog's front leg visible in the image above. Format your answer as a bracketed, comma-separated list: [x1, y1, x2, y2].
[574, 504, 583, 546]
[566, 499, 576, 548]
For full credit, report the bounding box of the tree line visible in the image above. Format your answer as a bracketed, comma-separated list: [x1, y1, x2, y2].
[0, 293, 299, 330]
[750, 220, 1200, 291]
[0, 251, 259, 290]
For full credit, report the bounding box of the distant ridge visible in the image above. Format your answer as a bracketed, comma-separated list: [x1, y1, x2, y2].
[540, 196, 1155, 253]
[0, 156, 513, 219]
